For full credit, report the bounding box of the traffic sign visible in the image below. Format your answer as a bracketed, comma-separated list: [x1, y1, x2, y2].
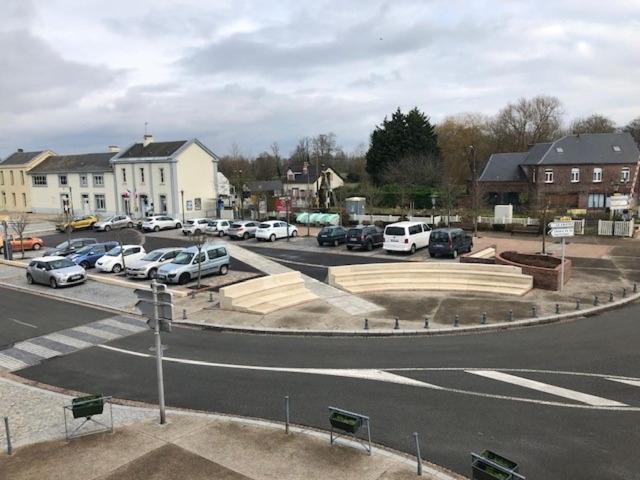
[550, 227, 575, 238]
[609, 195, 629, 209]
[549, 221, 574, 229]
[134, 285, 174, 333]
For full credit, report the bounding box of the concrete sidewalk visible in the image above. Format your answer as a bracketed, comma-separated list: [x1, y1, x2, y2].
[0, 376, 461, 480]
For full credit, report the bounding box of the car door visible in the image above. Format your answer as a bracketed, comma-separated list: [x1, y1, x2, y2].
[87, 245, 106, 265]
[420, 224, 431, 248]
[35, 261, 50, 283]
[114, 216, 125, 229]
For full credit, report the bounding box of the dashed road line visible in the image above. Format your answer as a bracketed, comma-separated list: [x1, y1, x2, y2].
[8, 317, 38, 329]
[607, 377, 640, 388]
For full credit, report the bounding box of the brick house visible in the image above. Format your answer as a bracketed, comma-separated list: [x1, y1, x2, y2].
[479, 133, 640, 210]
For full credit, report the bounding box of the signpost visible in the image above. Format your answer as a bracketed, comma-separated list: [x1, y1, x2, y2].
[609, 194, 630, 210]
[548, 221, 575, 291]
[134, 281, 173, 424]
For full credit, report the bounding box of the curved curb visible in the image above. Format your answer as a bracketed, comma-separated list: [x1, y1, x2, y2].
[1, 372, 463, 480]
[175, 291, 640, 337]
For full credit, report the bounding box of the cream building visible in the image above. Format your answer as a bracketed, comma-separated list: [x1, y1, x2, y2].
[28, 152, 118, 216]
[0, 149, 55, 212]
[111, 136, 220, 219]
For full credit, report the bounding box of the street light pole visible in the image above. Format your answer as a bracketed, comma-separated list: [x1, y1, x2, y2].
[180, 190, 185, 223]
[304, 160, 310, 237]
[469, 145, 478, 237]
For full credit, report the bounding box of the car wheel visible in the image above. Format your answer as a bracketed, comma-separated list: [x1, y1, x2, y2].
[270, 234, 276, 242]
[410, 244, 416, 254]
[429, 252, 436, 258]
[148, 268, 157, 280]
[112, 263, 122, 273]
[366, 241, 373, 251]
[291, 230, 298, 237]
[176, 223, 182, 229]
[219, 265, 229, 275]
[80, 261, 90, 269]
[49, 277, 58, 289]
[178, 273, 190, 285]
[104, 225, 111, 232]
[243, 232, 249, 240]
[452, 249, 458, 259]
[33, 243, 42, 250]
[218, 230, 224, 237]
[154, 226, 160, 232]
[346, 245, 353, 250]
[26, 273, 33, 285]
[194, 229, 202, 235]
[127, 222, 133, 228]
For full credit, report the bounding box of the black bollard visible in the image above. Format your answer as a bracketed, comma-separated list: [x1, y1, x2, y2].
[623, 288, 627, 298]
[555, 303, 560, 314]
[576, 299, 581, 310]
[364, 318, 369, 330]
[481, 312, 487, 325]
[508, 309, 513, 322]
[531, 305, 537, 318]
[609, 291, 614, 302]
[454, 314, 459, 327]
[593, 295, 599, 306]
[423, 317, 429, 329]
[394, 317, 400, 330]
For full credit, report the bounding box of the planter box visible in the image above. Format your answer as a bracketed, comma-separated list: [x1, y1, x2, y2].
[72, 395, 104, 419]
[472, 450, 519, 480]
[329, 412, 362, 434]
[496, 251, 571, 291]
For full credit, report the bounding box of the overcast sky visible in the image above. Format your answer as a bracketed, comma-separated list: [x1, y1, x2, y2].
[1, 0, 639, 158]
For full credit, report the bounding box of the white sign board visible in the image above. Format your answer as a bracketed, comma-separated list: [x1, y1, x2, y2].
[609, 195, 629, 210]
[549, 221, 574, 229]
[550, 227, 575, 238]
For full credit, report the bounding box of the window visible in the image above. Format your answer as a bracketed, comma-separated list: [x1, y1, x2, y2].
[593, 168, 602, 183]
[20, 171, 24, 185]
[544, 169, 554, 183]
[1, 192, 5, 205]
[58, 175, 68, 186]
[10, 171, 14, 185]
[32, 175, 47, 186]
[588, 193, 605, 209]
[11, 193, 16, 206]
[0, 171, 3, 185]
[139, 168, 145, 184]
[570, 168, 580, 183]
[613, 145, 622, 152]
[159, 168, 165, 183]
[408, 225, 422, 235]
[22, 193, 26, 206]
[93, 174, 104, 187]
[555, 147, 564, 153]
[621, 168, 630, 183]
[94, 194, 106, 211]
[122, 168, 127, 183]
[79, 174, 88, 187]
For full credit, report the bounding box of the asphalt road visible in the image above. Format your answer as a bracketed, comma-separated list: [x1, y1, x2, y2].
[13, 297, 640, 479]
[0, 286, 111, 349]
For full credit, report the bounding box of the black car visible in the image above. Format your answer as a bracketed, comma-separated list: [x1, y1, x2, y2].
[428, 228, 472, 259]
[44, 237, 98, 257]
[345, 225, 384, 251]
[317, 226, 348, 246]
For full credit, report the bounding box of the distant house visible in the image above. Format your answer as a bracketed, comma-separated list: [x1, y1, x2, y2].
[111, 135, 220, 218]
[0, 149, 55, 212]
[479, 132, 640, 210]
[283, 165, 344, 208]
[28, 151, 118, 216]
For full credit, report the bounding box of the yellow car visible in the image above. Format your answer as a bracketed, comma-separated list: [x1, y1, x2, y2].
[56, 215, 98, 232]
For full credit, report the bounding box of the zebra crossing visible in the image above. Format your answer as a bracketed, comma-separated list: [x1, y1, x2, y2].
[0, 315, 147, 372]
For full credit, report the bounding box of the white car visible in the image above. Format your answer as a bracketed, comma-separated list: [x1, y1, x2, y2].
[255, 220, 298, 242]
[181, 218, 211, 236]
[205, 219, 231, 237]
[383, 221, 431, 254]
[95, 245, 146, 273]
[125, 247, 184, 279]
[142, 215, 182, 232]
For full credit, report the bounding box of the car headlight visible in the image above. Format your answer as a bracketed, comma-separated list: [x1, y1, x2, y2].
[167, 273, 176, 278]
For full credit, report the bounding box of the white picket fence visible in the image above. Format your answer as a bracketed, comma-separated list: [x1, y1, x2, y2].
[350, 214, 461, 224]
[477, 216, 540, 226]
[598, 219, 635, 237]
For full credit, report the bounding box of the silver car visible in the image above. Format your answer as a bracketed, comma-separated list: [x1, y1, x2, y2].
[26, 256, 87, 288]
[93, 215, 134, 231]
[226, 221, 259, 240]
[156, 244, 230, 285]
[125, 247, 184, 279]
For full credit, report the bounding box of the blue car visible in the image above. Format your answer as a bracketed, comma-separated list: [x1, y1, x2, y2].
[69, 241, 118, 269]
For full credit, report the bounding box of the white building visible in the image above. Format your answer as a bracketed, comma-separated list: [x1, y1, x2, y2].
[28, 152, 118, 216]
[111, 136, 220, 219]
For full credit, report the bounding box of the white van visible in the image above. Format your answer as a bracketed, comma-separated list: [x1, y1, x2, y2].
[383, 221, 431, 254]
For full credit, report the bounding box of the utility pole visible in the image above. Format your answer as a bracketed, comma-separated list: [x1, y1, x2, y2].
[304, 160, 310, 237]
[151, 280, 166, 425]
[468, 145, 478, 237]
[180, 190, 185, 223]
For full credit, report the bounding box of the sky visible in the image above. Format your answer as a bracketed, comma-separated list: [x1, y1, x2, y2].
[1, 0, 639, 158]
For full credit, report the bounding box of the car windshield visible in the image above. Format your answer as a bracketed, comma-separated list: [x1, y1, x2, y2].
[144, 217, 154, 222]
[142, 251, 165, 261]
[55, 241, 70, 249]
[321, 227, 335, 233]
[385, 226, 405, 236]
[186, 220, 195, 225]
[49, 258, 76, 269]
[75, 245, 94, 255]
[258, 223, 271, 228]
[106, 246, 123, 256]
[104, 217, 115, 222]
[348, 229, 362, 236]
[430, 231, 449, 243]
[172, 252, 194, 264]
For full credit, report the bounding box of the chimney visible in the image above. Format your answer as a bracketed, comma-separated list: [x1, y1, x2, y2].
[17, 148, 23, 153]
[143, 134, 154, 147]
[108, 145, 120, 153]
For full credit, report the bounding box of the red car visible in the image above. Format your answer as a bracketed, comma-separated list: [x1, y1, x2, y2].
[0, 235, 44, 253]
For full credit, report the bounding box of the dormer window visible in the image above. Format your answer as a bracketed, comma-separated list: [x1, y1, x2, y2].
[556, 147, 564, 153]
[613, 145, 622, 152]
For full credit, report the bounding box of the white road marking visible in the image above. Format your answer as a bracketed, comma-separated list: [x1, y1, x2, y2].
[74, 325, 120, 340]
[8, 317, 37, 329]
[100, 318, 146, 332]
[0, 353, 28, 371]
[468, 370, 626, 407]
[45, 333, 92, 349]
[607, 377, 640, 388]
[13, 342, 60, 359]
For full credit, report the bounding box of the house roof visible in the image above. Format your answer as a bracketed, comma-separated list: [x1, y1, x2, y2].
[521, 142, 551, 165]
[28, 153, 115, 174]
[524, 132, 639, 165]
[478, 152, 528, 182]
[1, 151, 45, 166]
[117, 140, 188, 159]
[285, 165, 344, 184]
[246, 180, 283, 192]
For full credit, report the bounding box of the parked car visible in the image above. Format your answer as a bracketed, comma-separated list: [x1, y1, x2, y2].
[383, 221, 431, 254]
[317, 226, 348, 246]
[44, 238, 97, 257]
[255, 220, 298, 242]
[345, 225, 384, 251]
[0, 235, 44, 254]
[69, 241, 119, 269]
[93, 215, 134, 232]
[428, 228, 473, 259]
[205, 219, 231, 237]
[26, 256, 87, 288]
[156, 244, 230, 285]
[95, 245, 146, 273]
[56, 215, 98, 232]
[141, 215, 182, 232]
[181, 218, 211, 236]
[125, 247, 184, 279]
[226, 221, 259, 240]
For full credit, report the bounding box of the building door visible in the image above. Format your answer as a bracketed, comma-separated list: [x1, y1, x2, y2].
[139, 194, 149, 216]
[60, 193, 71, 215]
[122, 197, 131, 216]
[159, 195, 167, 214]
[81, 194, 89, 212]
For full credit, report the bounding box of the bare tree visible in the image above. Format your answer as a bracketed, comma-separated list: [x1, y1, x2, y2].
[9, 215, 30, 259]
[623, 117, 640, 146]
[311, 133, 337, 166]
[571, 114, 616, 134]
[438, 171, 463, 227]
[382, 155, 439, 218]
[189, 231, 208, 289]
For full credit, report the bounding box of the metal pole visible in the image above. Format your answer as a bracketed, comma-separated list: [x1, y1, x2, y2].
[4, 416, 12, 455]
[285, 395, 290, 434]
[286, 196, 290, 241]
[560, 237, 565, 291]
[306, 162, 310, 238]
[413, 432, 422, 476]
[152, 281, 166, 425]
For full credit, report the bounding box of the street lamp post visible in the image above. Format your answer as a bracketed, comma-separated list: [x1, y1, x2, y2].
[468, 145, 478, 237]
[180, 190, 185, 223]
[304, 161, 310, 237]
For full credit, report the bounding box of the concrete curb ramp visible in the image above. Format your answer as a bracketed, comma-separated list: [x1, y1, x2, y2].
[328, 262, 533, 296]
[219, 271, 319, 314]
